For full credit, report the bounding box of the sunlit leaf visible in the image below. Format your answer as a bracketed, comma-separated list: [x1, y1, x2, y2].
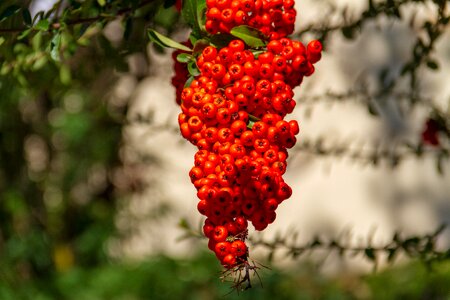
[35, 19, 50, 31]
[148, 29, 192, 51]
[50, 33, 61, 61]
[176, 53, 193, 63]
[230, 25, 266, 48]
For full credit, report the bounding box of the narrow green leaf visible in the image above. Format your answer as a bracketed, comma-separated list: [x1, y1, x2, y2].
[123, 17, 133, 40]
[148, 29, 192, 51]
[187, 61, 200, 76]
[182, 0, 201, 37]
[22, 8, 32, 26]
[0, 5, 21, 23]
[17, 28, 32, 40]
[177, 53, 193, 63]
[230, 25, 266, 48]
[35, 19, 50, 31]
[184, 76, 195, 88]
[196, 0, 207, 31]
[182, 0, 197, 27]
[32, 11, 44, 25]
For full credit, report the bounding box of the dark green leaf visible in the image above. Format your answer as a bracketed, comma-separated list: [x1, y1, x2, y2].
[182, 0, 201, 37]
[123, 17, 133, 40]
[0, 5, 21, 23]
[22, 8, 32, 26]
[148, 29, 192, 51]
[177, 53, 193, 63]
[426, 60, 439, 70]
[209, 33, 234, 48]
[342, 26, 355, 39]
[196, 0, 206, 31]
[365, 248, 376, 261]
[230, 25, 266, 48]
[35, 19, 50, 31]
[32, 11, 44, 25]
[387, 248, 397, 263]
[187, 61, 200, 76]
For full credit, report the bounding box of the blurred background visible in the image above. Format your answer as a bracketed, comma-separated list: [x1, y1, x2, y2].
[0, 0, 449, 299]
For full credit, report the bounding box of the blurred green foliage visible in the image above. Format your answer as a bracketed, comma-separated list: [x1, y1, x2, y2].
[0, 0, 182, 292]
[0, 251, 449, 300]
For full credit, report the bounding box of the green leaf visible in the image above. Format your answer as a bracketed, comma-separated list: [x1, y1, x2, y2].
[17, 28, 32, 40]
[182, 0, 203, 37]
[123, 17, 133, 40]
[0, 37, 4, 46]
[35, 19, 50, 31]
[187, 61, 200, 76]
[210, 33, 234, 48]
[184, 76, 195, 87]
[0, 5, 21, 23]
[364, 248, 376, 261]
[148, 29, 192, 51]
[22, 8, 32, 26]
[177, 53, 193, 63]
[230, 25, 266, 48]
[196, 0, 207, 31]
[342, 26, 355, 39]
[97, 0, 106, 6]
[50, 33, 62, 61]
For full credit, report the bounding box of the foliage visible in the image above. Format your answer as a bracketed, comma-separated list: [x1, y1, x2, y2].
[0, 251, 449, 300]
[0, 0, 182, 290]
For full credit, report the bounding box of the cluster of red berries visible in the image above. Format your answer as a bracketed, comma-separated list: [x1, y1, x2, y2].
[167, 0, 322, 269]
[173, 37, 321, 267]
[205, 0, 296, 39]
